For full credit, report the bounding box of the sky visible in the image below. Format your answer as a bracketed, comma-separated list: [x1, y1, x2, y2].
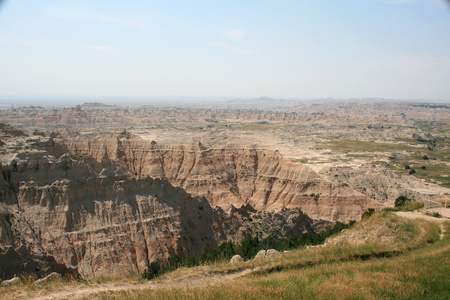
[0, 0, 450, 102]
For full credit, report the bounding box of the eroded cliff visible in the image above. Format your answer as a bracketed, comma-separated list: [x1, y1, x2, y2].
[61, 132, 382, 222]
[0, 133, 328, 280]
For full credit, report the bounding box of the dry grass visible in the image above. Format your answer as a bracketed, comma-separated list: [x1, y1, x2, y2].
[98, 219, 450, 300]
[96, 213, 448, 300]
[0, 272, 143, 299]
[0, 274, 87, 299]
[99, 239, 450, 299]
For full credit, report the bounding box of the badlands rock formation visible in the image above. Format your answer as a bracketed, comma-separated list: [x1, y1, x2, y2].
[61, 132, 382, 222]
[0, 129, 330, 280]
[320, 164, 449, 204]
[1, 100, 448, 131]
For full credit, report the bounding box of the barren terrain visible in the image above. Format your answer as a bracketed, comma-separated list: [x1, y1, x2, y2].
[1, 98, 449, 287]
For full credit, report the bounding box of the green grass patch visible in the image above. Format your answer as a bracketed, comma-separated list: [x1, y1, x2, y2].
[239, 124, 284, 131]
[316, 139, 420, 153]
[291, 158, 309, 164]
[415, 119, 450, 135]
[347, 153, 376, 159]
[391, 162, 450, 186]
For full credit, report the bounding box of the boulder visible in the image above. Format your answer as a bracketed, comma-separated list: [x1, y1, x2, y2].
[230, 254, 243, 264]
[254, 250, 266, 260]
[0, 277, 21, 286]
[266, 249, 280, 258]
[33, 272, 62, 285]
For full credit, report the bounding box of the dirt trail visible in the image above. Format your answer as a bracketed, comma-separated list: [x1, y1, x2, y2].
[395, 211, 448, 240]
[27, 268, 253, 300]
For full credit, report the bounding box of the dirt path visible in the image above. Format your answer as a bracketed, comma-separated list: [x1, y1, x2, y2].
[395, 211, 448, 240]
[27, 268, 253, 300]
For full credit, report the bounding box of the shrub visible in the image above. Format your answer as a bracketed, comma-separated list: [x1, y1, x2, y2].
[405, 165, 411, 169]
[143, 261, 161, 280]
[239, 234, 260, 260]
[382, 207, 397, 212]
[432, 212, 441, 218]
[362, 208, 375, 219]
[409, 169, 416, 174]
[395, 196, 410, 207]
[142, 221, 355, 280]
[167, 254, 183, 268]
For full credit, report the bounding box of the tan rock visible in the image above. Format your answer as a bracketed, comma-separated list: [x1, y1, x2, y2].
[33, 272, 62, 285]
[1, 146, 325, 280]
[254, 250, 266, 260]
[0, 276, 21, 286]
[266, 249, 280, 258]
[62, 134, 382, 222]
[230, 254, 243, 263]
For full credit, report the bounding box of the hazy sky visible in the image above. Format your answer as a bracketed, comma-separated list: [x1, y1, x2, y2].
[1, 0, 449, 100]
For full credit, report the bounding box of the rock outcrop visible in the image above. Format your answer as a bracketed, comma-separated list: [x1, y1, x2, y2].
[2, 101, 449, 131]
[0, 135, 328, 280]
[61, 133, 382, 222]
[230, 254, 243, 263]
[0, 276, 21, 286]
[33, 272, 62, 285]
[254, 250, 267, 260]
[266, 249, 280, 258]
[319, 164, 449, 204]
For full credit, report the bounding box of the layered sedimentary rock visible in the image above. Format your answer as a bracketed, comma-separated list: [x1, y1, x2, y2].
[320, 164, 449, 204]
[2, 101, 449, 131]
[0, 133, 326, 280]
[61, 132, 382, 222]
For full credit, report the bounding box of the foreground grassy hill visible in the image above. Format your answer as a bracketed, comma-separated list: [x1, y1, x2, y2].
[1, 210, 449, 299]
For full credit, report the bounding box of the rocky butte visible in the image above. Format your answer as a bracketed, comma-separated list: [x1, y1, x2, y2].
[0, 125, 381, 280]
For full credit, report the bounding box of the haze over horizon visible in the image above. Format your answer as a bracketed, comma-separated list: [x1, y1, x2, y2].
[1, 0, 450, 102]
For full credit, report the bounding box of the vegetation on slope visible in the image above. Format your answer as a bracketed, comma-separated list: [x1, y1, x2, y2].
[143, 221, 355, 280]
[316, 134, 450, 187]
[99, 211, 448, 299]
[1, 211, 447, 300]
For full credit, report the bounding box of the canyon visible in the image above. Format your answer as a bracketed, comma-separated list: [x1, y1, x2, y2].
[0, 99, 449, 281]
[0, 129, 336, 280]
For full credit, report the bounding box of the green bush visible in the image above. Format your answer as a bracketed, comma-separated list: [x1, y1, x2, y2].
[432, 212, 441, 218]
[142, 221, 355, 280]
[362, 208, 376, 219]
[167, 254, 183, 268]
[395, 196, 410, 207]
[240, 234, 260, 260]
[143, 261, 160, 280]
